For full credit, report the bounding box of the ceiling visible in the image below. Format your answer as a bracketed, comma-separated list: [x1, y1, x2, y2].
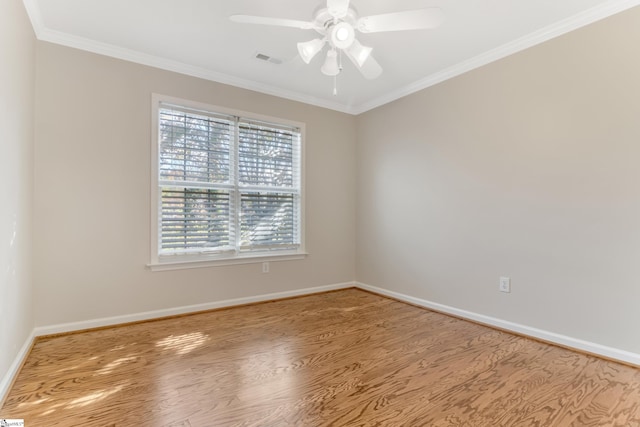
[23, 0, 640, 114]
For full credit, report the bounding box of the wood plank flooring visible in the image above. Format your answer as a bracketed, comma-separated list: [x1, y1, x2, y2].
[2, 288, 640, 426]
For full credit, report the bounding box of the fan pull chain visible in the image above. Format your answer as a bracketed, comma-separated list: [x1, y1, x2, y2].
[333, 50, 344, 96]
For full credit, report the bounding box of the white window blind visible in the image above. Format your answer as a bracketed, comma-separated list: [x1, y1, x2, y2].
[157, 102, 302, 259]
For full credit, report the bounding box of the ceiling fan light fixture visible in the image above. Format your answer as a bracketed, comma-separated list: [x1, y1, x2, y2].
[330, 22, 355, 49]
[297, 38, 325, 64]
[321, 49, 340, 76]
[347, 40, 372, 67]
[230, 2, 447, 84]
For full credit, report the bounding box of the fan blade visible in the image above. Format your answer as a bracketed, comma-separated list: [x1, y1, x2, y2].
[357, 8, 444, 33]
[345, 50, 382, 80]
[230, 15, 315, 30]
[327, 0, 350, 19]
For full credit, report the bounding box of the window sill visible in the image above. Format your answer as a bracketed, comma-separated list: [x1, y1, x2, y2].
[147, 251, 308, 272]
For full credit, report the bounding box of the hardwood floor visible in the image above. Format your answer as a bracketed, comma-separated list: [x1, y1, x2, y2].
[2, 288, 640, 426]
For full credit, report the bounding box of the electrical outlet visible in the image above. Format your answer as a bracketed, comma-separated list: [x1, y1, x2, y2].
[499, 277, 511, 293]
[262, 262, 270, 273]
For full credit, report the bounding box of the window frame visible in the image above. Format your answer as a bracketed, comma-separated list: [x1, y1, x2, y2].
[149, 94, 306, 271]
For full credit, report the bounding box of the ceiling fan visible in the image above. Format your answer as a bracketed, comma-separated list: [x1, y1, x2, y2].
[230, 0, 444, 81]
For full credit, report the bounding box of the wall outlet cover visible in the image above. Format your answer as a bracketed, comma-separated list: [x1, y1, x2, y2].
[499, 277, 511, 293]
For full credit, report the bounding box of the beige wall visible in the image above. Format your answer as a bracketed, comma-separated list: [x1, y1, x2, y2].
[356, 7, 640, 354]
[33, 42, 356, 326]
[0, 0, 35, 391]
[13, 1, 640, 362]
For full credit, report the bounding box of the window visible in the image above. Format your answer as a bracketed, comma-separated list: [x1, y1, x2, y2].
[150, 95, 305, 270]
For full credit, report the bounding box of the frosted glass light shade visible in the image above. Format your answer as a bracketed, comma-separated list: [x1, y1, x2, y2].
[347, 40, 372, 67]
[321, 50, 340, 76]
[297, 38, 325, 64]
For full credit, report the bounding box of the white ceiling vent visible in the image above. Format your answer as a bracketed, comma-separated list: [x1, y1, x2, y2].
[255, 53, 283, 65]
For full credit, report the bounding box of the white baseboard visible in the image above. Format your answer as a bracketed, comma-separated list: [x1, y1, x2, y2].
[0, 281, 355, 404]
[5, 280, 636, 405]
[0, 329, 36, 406]
[34, 281, 355, 337]
[355, 282, 640, 367]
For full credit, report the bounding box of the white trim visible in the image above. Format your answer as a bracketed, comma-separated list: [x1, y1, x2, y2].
[355, 282, 640, 367]
[1, 282, 353, 402]
[352, 0, 640, 114]
[4, 280, 638, 403]
[21, 10, 353, 114]
[21, 0, 44, 39]
[149, 94, 307, 269]
[148, 252, 308, 272]
[33, 282, 354, 337]
[0, 330, 36, 405]
[23, 0, 640, 115]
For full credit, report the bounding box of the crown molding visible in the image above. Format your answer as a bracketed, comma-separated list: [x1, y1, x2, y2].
[22, 0, 356, 114]
[22, 0, 640, 116]
[40, 27, 356, 114]
[352, 0, 640, 114]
